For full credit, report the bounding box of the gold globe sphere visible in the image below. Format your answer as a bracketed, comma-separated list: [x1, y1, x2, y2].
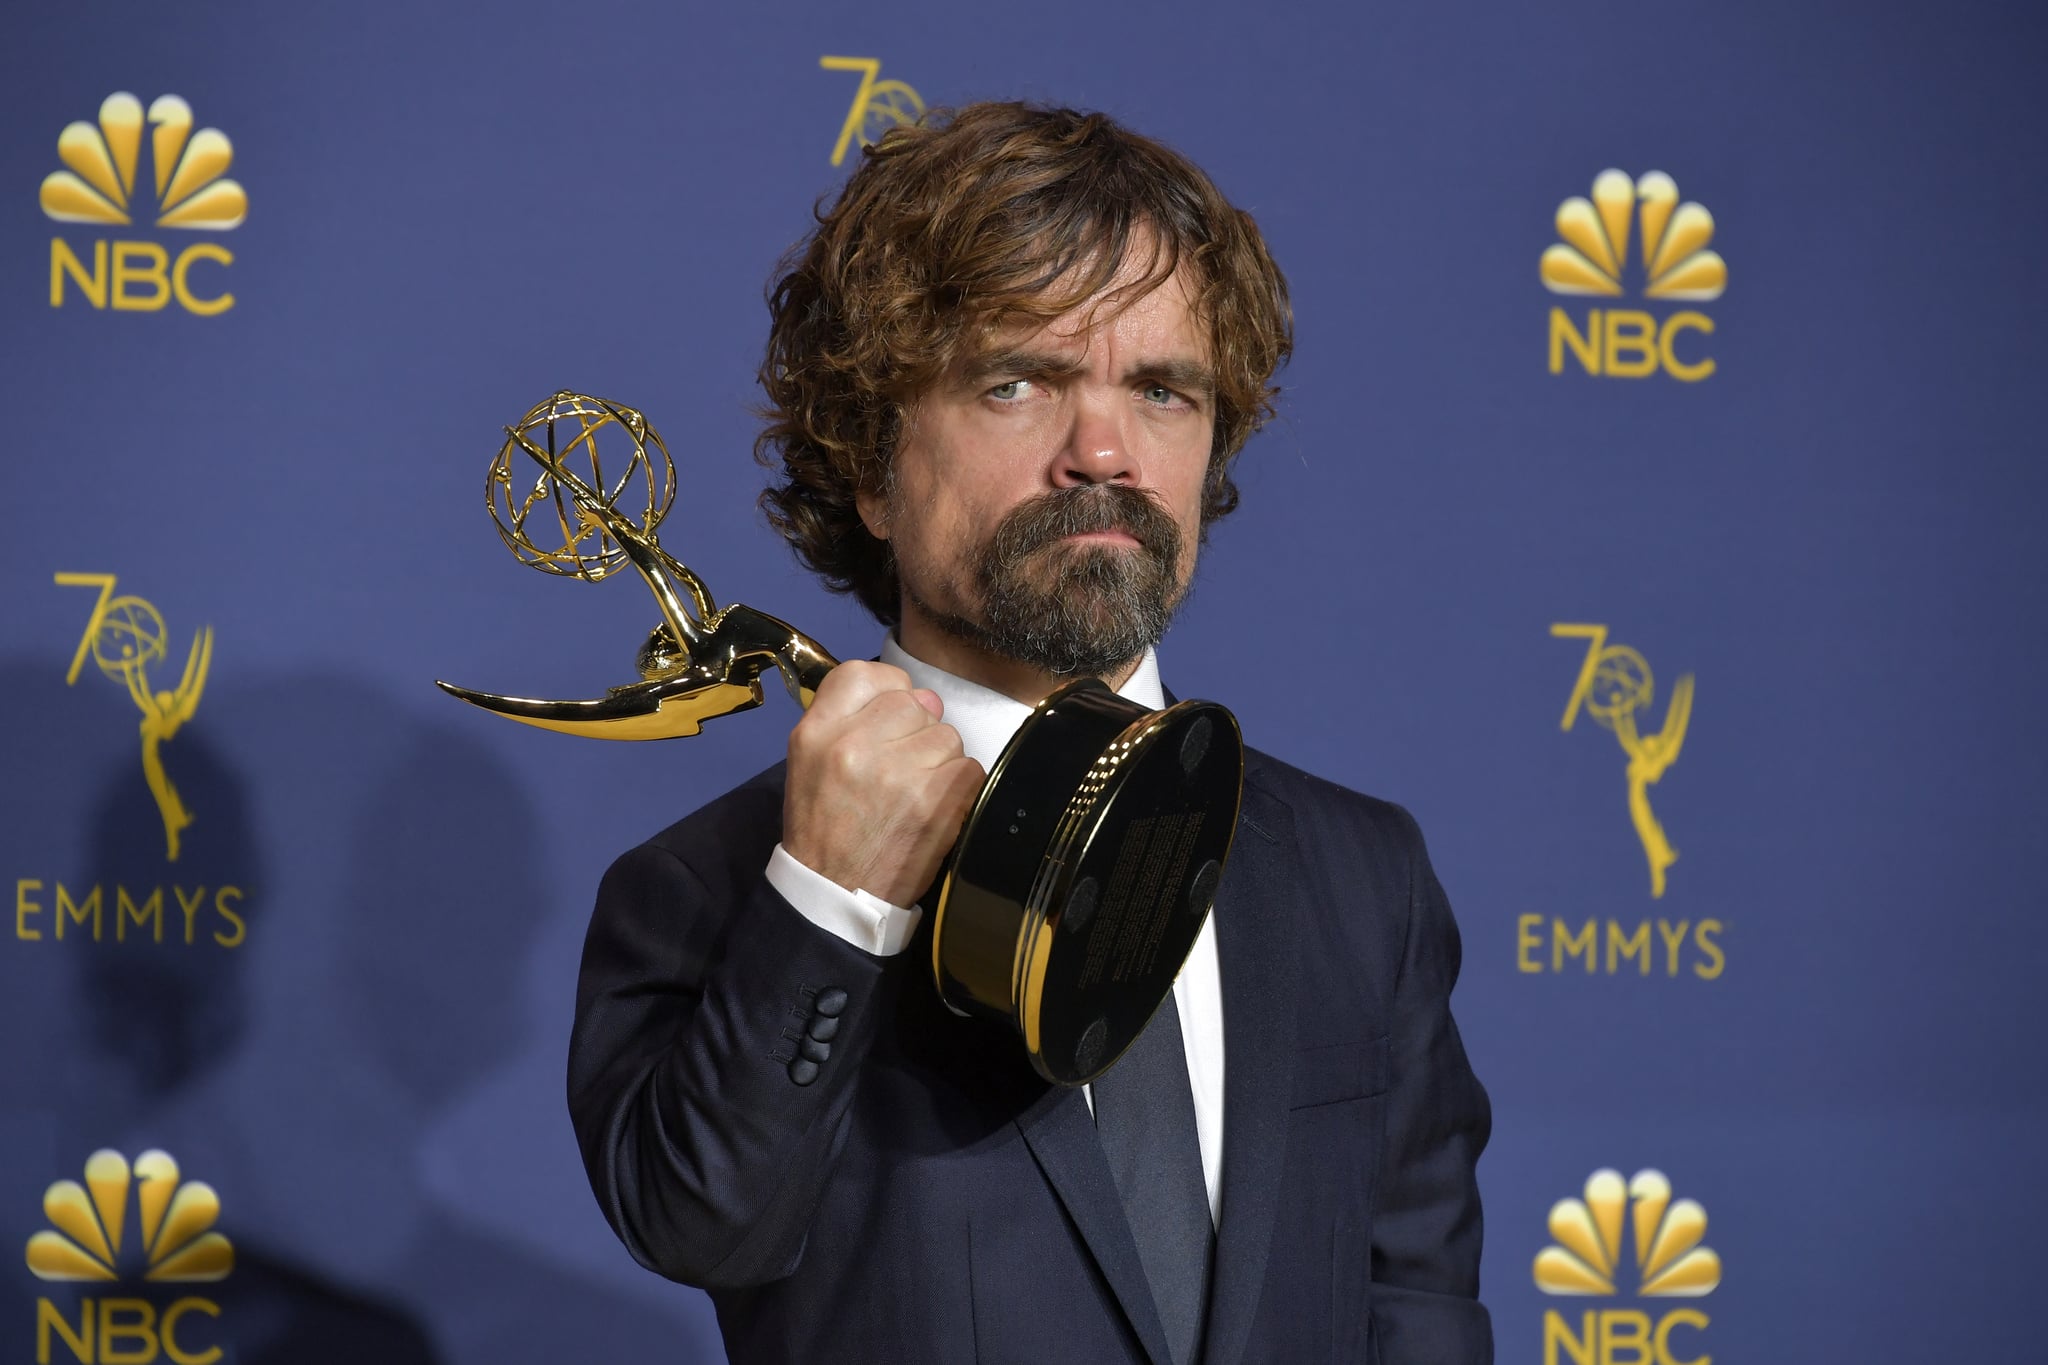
[487, 391, 675, 580]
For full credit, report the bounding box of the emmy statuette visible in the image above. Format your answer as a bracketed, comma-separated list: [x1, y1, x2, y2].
[439, 392, 1242, 1085]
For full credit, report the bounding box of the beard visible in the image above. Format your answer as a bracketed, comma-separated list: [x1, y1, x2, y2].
[903, 483, 1189, 678]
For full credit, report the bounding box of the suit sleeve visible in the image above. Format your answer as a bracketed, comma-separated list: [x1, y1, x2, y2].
[566, 832, 897, 1290]
[1368, 805, 1494, 1363]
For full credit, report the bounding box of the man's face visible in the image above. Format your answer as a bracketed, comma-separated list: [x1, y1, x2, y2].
[858, 257, 1215, 678]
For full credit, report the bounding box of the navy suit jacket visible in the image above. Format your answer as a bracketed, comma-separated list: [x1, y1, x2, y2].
[568, 746, 1492, 1364]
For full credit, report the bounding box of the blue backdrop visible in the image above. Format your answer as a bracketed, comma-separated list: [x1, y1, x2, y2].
[4, 1, 2044, 1360]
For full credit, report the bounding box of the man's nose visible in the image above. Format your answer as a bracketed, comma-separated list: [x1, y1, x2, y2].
[1049, 396, 1137, 487]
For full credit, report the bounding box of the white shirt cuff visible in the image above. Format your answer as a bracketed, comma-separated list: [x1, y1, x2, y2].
[765, 843, 924, 957]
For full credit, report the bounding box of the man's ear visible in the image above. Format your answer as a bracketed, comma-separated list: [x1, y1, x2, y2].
[856, 486, 889, 541]
[859, 405, 918, 542]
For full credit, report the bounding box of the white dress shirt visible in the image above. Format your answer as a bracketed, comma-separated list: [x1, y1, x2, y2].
[765, 637, 1226, 1224]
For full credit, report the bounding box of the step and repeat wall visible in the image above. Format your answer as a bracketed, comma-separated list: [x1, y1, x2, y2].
[4, 1, 2042, 1361]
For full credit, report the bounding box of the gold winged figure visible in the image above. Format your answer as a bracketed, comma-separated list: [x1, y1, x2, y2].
[1552, 623, 1694, 898]
[435, 393, 836, 740]
[57, 573, 213, 862]
[128, 624, 213, 862]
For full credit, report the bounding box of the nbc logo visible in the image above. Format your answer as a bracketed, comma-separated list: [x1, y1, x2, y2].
[1541, 171, 1725, 382]
[25, 1149, 231, 1365]
[41, 93, 245, 315]
[1533, 1169, 1719, 1365]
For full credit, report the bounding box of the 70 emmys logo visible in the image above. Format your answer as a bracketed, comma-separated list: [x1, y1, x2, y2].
[1541, 170, 1726, 381]
[820, 57, 924, 166]
[12, 574, 245, 952]
[1552, 623, 1692, 900]
[1518, 624, 1720, 980]
[40, 93, 245, 315]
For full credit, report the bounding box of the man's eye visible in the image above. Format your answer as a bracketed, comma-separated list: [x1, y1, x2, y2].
[988, 380, 1029, 401]
[1142, 384, 1179, 406]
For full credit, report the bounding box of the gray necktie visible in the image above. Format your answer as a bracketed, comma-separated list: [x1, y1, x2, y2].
[1092, 991, 1214, 1365]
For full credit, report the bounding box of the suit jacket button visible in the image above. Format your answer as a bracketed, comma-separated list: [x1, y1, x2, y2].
[807, 1015, 841, 1042]
[815, 988, 849, 1018]
[788, 1059, 820, 1086]
[800, 1036, 831, 1064]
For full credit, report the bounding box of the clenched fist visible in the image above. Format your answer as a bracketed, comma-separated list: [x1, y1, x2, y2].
[782, 662, 986, 908]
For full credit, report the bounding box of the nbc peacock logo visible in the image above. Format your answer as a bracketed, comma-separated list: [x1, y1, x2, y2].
[41, 94, 246, 231]
[27, 1149, 232, 1284]
[1533, 1168, 1719, 1365]
[25, 1150, 232, 1365]
[1540, 170, 1725, 381]
[40, 93, 245, 315]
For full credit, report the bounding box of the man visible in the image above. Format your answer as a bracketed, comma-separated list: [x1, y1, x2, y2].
[567, 103, 1491, 1364]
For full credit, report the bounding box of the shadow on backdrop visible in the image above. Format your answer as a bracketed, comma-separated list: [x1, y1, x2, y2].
[336, 710, 711, 1361]
[1, 657, 705, 1364]
[76, 667, 442, 1364]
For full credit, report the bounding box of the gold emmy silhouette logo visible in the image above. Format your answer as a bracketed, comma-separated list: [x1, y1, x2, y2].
[1552, 623, 1692, 898]
[40, 93, 246, 230]
[26, 1150, 232, 1283]
[1540, 170, 1724, 381]
[820, 57, 924, 165]
[57, 574, 213, 862]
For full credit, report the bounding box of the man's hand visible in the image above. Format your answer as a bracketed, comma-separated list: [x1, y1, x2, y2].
[782, 662, 986, 908]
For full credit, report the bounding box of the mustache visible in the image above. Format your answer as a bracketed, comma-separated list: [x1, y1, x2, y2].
[982, 484, 1182, 565]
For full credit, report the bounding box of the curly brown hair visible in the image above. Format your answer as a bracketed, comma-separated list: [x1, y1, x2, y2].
[756, 101, 1293, 625]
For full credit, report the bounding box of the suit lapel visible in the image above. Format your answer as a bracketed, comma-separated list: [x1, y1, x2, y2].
[1004, 697, 1302, 1365]
[1199, 769, 1300, 1365]
[1012, 766, 1302, 1365]
[1015, 1082, 1175, 1365]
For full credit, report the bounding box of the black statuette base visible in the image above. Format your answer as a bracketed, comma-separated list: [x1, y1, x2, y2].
[931, 678, 1243, 1086]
